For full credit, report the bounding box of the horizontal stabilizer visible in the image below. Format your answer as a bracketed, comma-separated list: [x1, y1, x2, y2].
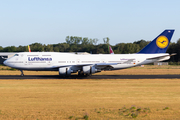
[146, 53, 176, 60]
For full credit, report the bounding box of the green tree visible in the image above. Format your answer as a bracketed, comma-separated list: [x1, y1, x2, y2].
[30, 43, 44, 51]
[103, 37, 110, 44]
[3, 46, 16, 52]
[53, 46, 59, 52]
[81, 37, 89, 45]
[175, 39, 180, 62]
[114, 43, 126, 54]
[56, 43, 69, 52]
[133, 39, 149, 50]
[92, 38, 98, 45]
[66, 36, 71, 44]
[0, 46, 3, 52]
[167, 42, 177, 62]
[16, 45, 28, 52]
[44, 44, 53, 52]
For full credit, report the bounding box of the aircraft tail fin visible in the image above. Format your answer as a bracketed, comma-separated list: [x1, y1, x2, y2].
[28, 45, 31, 52]
[108, 45, 114, 54]
[138, 30, 174, 54]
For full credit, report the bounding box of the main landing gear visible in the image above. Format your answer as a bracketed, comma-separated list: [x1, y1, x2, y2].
[78, 71, 91, 77]
[20, 70, 24, 76]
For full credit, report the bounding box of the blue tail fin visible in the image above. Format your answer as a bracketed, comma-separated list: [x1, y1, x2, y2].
[138, 30, 174, 54]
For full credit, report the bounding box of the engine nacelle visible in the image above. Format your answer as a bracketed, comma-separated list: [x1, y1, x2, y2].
[59, 67, 72, 76]
[82, 66, 97, 74]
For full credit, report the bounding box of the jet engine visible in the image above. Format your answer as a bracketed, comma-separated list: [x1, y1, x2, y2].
[82, 66, 98, 74]
[59, 67, 73, 76]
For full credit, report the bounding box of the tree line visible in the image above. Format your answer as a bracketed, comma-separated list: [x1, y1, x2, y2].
[0, 36, 180, 62]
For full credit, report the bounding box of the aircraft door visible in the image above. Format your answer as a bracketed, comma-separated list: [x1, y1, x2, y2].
[23, 54, 28, 65]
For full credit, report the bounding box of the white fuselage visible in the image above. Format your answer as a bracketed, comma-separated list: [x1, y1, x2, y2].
[4, 52, 170, 72]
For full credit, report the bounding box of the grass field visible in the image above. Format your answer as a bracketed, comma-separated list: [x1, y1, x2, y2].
[0, 79, 180, 120]
[0, 65, 180, 120]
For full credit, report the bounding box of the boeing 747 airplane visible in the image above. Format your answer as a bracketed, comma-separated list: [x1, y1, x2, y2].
[3, 30, 175, 76]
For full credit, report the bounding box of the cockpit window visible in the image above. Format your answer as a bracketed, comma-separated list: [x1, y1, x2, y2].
[14, 54, 19, 56]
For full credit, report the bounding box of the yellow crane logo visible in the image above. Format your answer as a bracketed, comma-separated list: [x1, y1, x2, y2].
[156, 36, 169, 48]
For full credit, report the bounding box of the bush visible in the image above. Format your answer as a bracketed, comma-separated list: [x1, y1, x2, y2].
[131, 113, 138, 118]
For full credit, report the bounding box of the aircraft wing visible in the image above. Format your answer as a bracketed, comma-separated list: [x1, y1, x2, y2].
[52, 59, 135, 69]
[52, 63, 118, 68]
[118, 59, 135, 64]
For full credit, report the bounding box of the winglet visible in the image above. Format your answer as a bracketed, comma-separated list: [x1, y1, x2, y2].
[138, 30, 174, 53]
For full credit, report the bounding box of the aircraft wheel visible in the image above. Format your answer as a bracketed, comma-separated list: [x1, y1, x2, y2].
[20, 70, 24, 76]
[78, 71, 84, 76]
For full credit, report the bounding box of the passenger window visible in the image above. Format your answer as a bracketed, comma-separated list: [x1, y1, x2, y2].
[14, 54, 19, 56]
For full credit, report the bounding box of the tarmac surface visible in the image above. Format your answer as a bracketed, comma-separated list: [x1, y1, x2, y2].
[0, 74, 180, 79]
